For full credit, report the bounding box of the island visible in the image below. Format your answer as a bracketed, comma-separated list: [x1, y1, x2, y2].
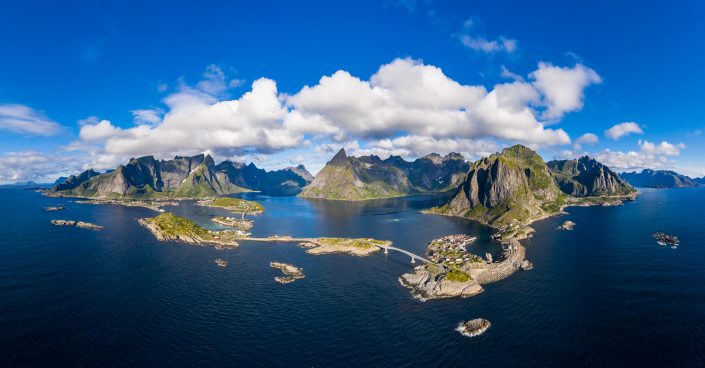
[270, 262, 305, 283]
[138, 213, 242, 248]
[399, 235, 527, 301]
[456, 318, 491, 337]
[558, 220, 576, 230]
[299, 237, 389, 256]
[51, 219, 103, 230]
[215, 258, 228, 267]
[197, 197, 264, 214]
[654, 232, 680, 247]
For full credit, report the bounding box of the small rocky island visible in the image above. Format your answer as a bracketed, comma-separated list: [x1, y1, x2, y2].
[139, 213, 242, 248]
[270, 262, 305, 283]
[51, 219, 103, 230]
[654, 232, 680, 247]
[558, 220, 576, 230]
[45, 206, 65, 211]
[456, 318, 491, 337]
[215, 258, 228, 267]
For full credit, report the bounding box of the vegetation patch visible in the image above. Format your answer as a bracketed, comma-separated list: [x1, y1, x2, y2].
[209, 197, 264, 213]
[446, 269, 471, 282]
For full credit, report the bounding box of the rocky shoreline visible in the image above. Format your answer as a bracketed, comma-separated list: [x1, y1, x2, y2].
[270, 262, 305, 283]
[51, 219, 103, 230]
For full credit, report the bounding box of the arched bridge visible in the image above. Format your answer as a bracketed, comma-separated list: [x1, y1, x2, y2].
[242, 236, 434, 265]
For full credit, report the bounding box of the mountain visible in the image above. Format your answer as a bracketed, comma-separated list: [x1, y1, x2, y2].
[434, 145, 564, 227]
[299, 149, 470, 200]
[53, 177, 68, 186]
[620, 169, 699, 188]
[217, 161, 314, 196]
[547, 156, 636, 196]
[431, 145, 637, 241]
[51, 154, 313, 198]
[53, 169, 101, 191]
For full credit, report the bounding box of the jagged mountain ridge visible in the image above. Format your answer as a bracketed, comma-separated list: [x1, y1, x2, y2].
[52, 154, 313, 198]
[434, 145, 637, 228]
[299, 149, 470, 200]
[547, 156, 636, 196]
[621, 169, 700, 188]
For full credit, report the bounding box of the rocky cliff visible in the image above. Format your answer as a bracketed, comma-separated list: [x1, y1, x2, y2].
[52, 169, 100, 191]
[621, 169, 700, 188]
[299, 149, 469, 200]
[547, 156, 636, 196]
[52, 154, 313, 198]
[435, 145, 563, 227]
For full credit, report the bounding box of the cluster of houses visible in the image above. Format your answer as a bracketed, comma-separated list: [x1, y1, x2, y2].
[426, 235, 482, 266]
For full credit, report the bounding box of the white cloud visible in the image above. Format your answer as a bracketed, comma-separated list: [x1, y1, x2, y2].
[355, 135, 498, 160]
[79, 119, 124, 141]
[64, 58, 604, 178]
[530, 62, 602, 120]
[594, 139, 685, 172]
[638, 139, 684, 156]
[0, 104, 62, 136]
[459, 35, 517, 54]
[574, 133, 599, 149]
[288, 58, 584, 146]
[605, 121, 643, 140]
[131, 109, 163, 125]
[0, 150, 85, 183]
[81, 76, 302, 158]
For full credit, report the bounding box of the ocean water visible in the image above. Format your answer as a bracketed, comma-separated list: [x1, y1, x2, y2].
[1, 187, 704, 367]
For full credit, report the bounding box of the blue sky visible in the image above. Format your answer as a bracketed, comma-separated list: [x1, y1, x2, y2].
[1, 0, 704, 182]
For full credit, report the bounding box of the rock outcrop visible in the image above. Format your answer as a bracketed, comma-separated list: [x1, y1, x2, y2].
[621, 169, 700, 188]
[299, 149, 469, 200]
[547, 156, 636, 196]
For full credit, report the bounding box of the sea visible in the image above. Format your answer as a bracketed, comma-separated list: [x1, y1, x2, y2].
[1, 186, 704, 367]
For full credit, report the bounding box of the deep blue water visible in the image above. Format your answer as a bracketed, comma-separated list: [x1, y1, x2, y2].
[1, 187, 704, 367]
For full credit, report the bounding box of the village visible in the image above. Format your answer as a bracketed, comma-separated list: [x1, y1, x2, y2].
[425, 234, 484, 268]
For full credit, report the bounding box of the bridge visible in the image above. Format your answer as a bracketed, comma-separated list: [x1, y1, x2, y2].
[241, 236, 434, 265]
[377, 244, 434, 265]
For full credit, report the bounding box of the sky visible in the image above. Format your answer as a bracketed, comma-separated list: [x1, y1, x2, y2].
[1, 0, 704, 183]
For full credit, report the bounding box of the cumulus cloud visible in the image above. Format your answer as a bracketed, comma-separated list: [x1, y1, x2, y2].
[594, 140, 685, 172]
[574, 133, 599, 149]
[605, 121, 643, 140]
[530, 62, 602, 120]
[64, 58, 606, 180]
[638, 139, 684, 156]
[287, 58, 590, 146]
[0, 150, 85, 183]
[354, 135, 499, 160]
[0, 104, 62, 136]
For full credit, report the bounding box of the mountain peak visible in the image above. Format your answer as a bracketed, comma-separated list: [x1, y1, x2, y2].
[330, 148, 348, 165]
